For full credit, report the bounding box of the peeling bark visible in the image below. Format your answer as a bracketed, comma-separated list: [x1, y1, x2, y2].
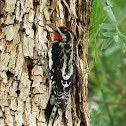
[0, 0, 91, 126]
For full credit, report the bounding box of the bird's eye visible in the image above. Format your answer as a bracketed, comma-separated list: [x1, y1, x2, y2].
[64, 29, 67, 31]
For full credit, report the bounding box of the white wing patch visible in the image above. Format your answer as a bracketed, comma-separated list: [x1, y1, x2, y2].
[48, 46, 53, 70]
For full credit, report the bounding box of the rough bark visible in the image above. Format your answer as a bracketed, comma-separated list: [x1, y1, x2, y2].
[0, 0, 91, 126]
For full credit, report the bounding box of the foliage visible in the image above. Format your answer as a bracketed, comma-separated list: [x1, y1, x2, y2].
[88, 0, 126, 126]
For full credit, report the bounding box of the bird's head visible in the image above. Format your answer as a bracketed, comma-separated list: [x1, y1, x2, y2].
[47, 25, 75, 42]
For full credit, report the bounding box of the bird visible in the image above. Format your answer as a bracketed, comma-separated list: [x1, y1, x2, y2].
[45, 25, 76, 126]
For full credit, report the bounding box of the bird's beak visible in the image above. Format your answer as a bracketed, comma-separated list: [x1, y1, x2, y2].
[47, 24, 65, 39]
[46, 24, 58, 31]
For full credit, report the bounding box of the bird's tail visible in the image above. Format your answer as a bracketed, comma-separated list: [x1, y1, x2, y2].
[45, 97, 58, 126]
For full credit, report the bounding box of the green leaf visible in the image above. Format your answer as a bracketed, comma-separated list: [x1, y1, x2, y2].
[113, 35, 118, 42]
[99, 23, 116, 30]
[106, 0, 113, 7]
[104, 6, 116, 22]
[101, 38, 113, 50]
[104, 43, 120, 55]
[90, 0, 98, 27]
[118, 31, 126, 44]
[102, 31, 116, 37]
[95, 26, 100, 36]
[88, 61, 94, 74]
[118, 38, 126, 53]
[94, 36, 98, 64]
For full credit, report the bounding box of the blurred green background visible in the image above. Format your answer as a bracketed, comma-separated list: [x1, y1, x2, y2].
[88, 0, 126, 126]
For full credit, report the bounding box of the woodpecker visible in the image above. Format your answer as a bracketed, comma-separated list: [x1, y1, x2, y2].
[45, 25, 76, 126]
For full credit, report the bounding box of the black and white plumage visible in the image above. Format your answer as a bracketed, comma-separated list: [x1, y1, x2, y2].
[45, 26, 76, 126]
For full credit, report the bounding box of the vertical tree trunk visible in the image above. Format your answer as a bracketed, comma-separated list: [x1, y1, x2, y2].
[0, 0, 91, 126]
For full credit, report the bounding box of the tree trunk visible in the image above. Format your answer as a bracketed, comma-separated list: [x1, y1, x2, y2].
[0, 0, 91, 126]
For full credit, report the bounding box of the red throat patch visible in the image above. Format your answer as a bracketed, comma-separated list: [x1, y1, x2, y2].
[54, 31, 62, 40]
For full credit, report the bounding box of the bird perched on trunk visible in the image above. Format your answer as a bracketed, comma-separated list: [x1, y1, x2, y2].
[45, 25, 76, 126]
